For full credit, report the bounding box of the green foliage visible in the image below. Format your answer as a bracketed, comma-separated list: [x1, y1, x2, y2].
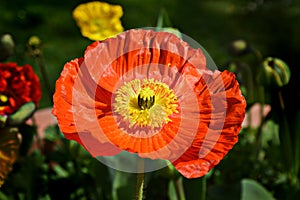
[241, 179, 275, 200]
[7, 102, 36, 126]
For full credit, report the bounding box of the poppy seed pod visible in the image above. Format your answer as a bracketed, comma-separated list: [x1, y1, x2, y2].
[0, 34, 15, 61]
[257, 57, 291, 88]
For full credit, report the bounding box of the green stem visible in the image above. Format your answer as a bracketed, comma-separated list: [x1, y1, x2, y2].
[136, 158, 145, 200]
[278, 91, 294, 184]
[156, 8, 172, 28]
[294, 112, 300, 185]
[255, 86, 265, 159]
[173, 177, 186, 200]
[201, 176, 207, 200]
[252, 48, 263, 63]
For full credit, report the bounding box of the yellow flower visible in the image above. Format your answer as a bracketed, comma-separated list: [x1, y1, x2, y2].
[72, 1, 124, 41]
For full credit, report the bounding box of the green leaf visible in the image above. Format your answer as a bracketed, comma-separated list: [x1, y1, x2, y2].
[52, 164, 69, 178]
[7, 102, 36, 126]
[0, 191, 8, 200]
[241, 179, 275, 200]
[98, 153, 156, 200]
[261, 120, 280, 147]
[111, 169, 135, 200]
[44, 125, 61, 142]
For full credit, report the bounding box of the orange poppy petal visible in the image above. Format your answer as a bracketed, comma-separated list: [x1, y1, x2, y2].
[52, 58, 82, 135]
[96, 58, 202, 160]
[172, 70, 246, 178]
[83, 29, 206, 91]
[71, 30, 205, 158]
[53, 29, 246, 176]
[52, 58, 121, 156]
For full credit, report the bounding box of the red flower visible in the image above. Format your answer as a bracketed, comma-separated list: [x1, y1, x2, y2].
[52, 29, 246, 178]
[0, 62, 41, 116]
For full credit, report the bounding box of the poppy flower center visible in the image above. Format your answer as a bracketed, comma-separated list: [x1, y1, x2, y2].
[113, 79, 179, 129]
[138, 87, 155, 110]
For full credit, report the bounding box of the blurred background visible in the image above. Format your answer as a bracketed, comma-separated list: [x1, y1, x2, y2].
[0, 0, 300, 199]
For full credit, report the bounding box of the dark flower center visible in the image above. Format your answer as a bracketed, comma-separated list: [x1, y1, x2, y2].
[138, 94, 155, 110]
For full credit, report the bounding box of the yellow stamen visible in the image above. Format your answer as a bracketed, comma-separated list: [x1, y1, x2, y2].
[113, 79, 178, 129]
[0, 94, 8, 111]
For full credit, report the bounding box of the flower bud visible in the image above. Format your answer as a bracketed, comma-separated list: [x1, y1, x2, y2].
[228, 39, 251, 56]
[28, 35, 41, 48]
[257, 57, 291, 88]
[27, 35, 42, 56]
[0, 34, 15, 61]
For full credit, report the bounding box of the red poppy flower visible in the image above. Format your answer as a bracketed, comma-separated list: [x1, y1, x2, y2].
[52, 29, 246, 178]
[0, 62, 41, 116]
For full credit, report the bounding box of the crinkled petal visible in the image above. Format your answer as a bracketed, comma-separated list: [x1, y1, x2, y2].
[172, 70, 246, 178]
[52, 58, 121, 156]
[53, 29, 246, 177]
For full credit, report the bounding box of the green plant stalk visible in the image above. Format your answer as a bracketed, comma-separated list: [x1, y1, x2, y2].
[201, 176, 207, 200]
[136, 158, 145, 200]
[252, 48, 263, 64]
[241, 63, 254, 105]
[241, 64, 254, 126]
[35, 53, 53, 104]
[156, 8, 172, 28]
[278, 91, 295, 185]
[280, 117, 294, 182]
[294, 111, 300, 186]
[173, 177, 186, 200]
[255, 85, 266, 159]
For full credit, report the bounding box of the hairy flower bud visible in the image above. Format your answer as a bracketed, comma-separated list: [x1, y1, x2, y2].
[27, 35, 42, 56]
[28, 35, 41, 48]
[228, 39, 251, 56]
[0, 34, 15, 61]
[257, 57, 291, 88]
